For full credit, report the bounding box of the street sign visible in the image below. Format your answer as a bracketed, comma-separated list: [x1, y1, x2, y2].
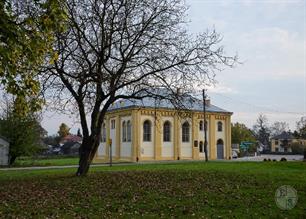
[240, 141, 255, 151]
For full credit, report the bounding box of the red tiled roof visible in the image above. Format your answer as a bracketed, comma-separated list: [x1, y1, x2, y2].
[60, 135, 82, 144]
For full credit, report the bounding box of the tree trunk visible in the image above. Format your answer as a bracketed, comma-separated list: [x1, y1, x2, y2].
[76, 149, 91, 176]
[9, 155, 17, 166]
[76, 136, 99, 176]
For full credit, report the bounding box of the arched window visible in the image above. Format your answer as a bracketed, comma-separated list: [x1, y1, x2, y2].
[199, 121, 203, 131]
[101, 123, 106, 142]
[200, 120, 208, 131]
[122, 121, 126, 142]
[217, 139, 224, 145]
[217, 121, 223, 132]
[163, 121, 171, 142]
[127, 120, 131, 142]
[111, 119, 115, 129]
[143, 120, 151, 142]
[182, 122, 190, 142]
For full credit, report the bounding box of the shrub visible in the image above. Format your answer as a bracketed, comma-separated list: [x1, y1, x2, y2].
[291, 142, 306, 154]
[280, 157, 287, 162]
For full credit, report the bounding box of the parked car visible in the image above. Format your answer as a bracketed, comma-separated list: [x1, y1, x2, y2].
[232, 150, 238, 159]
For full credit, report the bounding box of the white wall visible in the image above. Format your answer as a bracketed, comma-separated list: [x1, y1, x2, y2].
[161, 116, 174, 158]
[109, 118, 116, 157]
[98, 142, 106, 156]
[277, 146, 292, 153]
[198, 119, 210, 158]
[0, 139, 9, 166]
[180, 119, 192, 158]
[140, 115, 155, 158]
[120, 116, 132, 158]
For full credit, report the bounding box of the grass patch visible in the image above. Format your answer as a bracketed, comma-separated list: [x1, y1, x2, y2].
[12, 156, 79, 167]
[0, 162, 305, 218]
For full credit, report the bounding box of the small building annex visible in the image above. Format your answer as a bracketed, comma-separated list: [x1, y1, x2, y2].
[0, 137, 9, 166]
[94, 95, 232, 162]
[271, 132, 306, 153]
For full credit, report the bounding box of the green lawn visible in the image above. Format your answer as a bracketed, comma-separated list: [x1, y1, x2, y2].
[13, 156, 80, 167]
[0, 162, 305, 218]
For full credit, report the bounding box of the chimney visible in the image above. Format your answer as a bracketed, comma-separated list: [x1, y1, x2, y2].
[120, 100, 125, 107]
[205, 99, 211, 106]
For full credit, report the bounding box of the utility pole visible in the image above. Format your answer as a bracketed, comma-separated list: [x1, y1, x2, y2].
[109, 139, 112, 167]
[202, 89, 208, 162]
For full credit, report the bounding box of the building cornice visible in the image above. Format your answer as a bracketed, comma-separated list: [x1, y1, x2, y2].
[106, 106, 232, 117]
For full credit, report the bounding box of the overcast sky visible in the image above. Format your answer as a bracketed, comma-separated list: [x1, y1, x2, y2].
[42, 0, 306, 135]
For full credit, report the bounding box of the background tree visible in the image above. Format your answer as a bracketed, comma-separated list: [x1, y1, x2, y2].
[293, 130, 300, 138]
[291, 142, 306, 154]
[57, 123, 70, 138]
[252, 114, 270, 150]
[43, 135, 61, 146]
[42, 0, 237, 176]
[296, 116, 306, 138]
[0, 0, 66, 114]
[270, 121, 289, 137]
[0, 95, 45, 165]
[231, 122, 256, 144]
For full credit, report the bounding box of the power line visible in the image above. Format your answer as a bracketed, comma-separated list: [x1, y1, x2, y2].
[193, 90, 306, 115]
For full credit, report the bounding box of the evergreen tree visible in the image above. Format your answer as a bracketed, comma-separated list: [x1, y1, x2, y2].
[252, 114, 270, 150]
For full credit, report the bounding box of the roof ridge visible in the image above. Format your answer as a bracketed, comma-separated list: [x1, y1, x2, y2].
[108, 96, 231, 114]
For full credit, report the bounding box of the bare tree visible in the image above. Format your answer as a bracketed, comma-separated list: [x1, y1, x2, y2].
[270, 121, 289, 137]
[41, 0, 237, 176]
[296, 116, 306, 138]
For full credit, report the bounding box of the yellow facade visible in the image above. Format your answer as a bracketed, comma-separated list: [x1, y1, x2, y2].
[271, 138, 306, 152]
[94, 107, 232, 163]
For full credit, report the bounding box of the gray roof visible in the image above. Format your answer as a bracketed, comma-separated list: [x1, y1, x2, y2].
[272, 132, 294, 140]
[0, 137, 9, 146]
[62, 142, 81, 149]
[108, 96, 231, 114]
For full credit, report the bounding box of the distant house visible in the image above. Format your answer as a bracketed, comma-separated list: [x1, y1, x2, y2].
[271, 132, 306, 152]
[61, 142, 81, 155]
[60, 135, 82, 145]
[58, 134, 82, 155]
[0, 137, 9, 166]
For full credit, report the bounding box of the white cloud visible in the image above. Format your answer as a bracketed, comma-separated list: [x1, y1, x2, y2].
[206, 83, 236, 94]
[241, 27, 303, 49]
[223, 27, 306, 80]
[205, 18, 227, 30]
[232, 111, 304, 131]
[41, 110, 80, 135]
